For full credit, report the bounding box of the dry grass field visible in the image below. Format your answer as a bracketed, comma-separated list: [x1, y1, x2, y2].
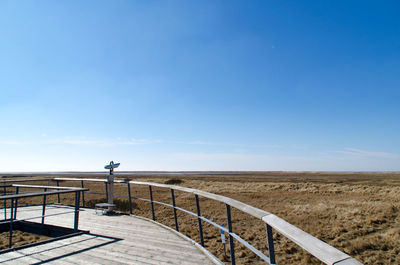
[0, 231, 49, 250]
[2, 172, 400, 264]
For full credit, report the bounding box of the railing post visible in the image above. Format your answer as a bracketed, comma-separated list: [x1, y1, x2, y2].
[171, 189, 179, 231]
[226, 204, 236, 265]
[266, 224, 276, 264]
[9, 199, 14, 248]
[74, 190, 81, 231]
[3, 186, 7, 220]
[42, 188, 47, 224]
[149, 186, 155, 221]
[127, 182, 132, 215]
[14, 187, 19, 220]
[81, 180, 85, 208]
[56, 180, 61, 203]
[195, 195, 204, 247]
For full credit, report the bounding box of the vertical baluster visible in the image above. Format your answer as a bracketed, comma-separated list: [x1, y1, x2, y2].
[14, 187, 19, 220]
[266, 224, 276, 264]
[127, 182, 132, 214]
[81, 180, 85, 208]
[42, 188, 47, 224]
[56, 180, 60, 203]
[226, 204, 236, 265]
[149, 186, 155, 221]
[9, 199, 14, 248]
[74, 190, 81, 231]
[171, 189, 179, 231]
[195, 195, 204, 247]
[3, 186, 7, 220]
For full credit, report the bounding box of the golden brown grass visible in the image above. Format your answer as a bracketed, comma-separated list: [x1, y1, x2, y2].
[0, 230, 49, 250]
[5, 172, 400, 264]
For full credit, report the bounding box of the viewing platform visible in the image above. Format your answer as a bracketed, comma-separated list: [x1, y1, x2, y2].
[0, 177, 363, 264]
[0, 205, 219, 265]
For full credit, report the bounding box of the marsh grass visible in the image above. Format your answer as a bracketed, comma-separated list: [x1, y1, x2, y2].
[0, 230, 49, 250]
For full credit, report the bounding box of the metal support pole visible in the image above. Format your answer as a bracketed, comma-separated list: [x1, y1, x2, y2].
[105, 182, 109, 201]
[81, 181, 85, 208]
[42, 188, 47, 224]
[107, 173, 114, 210]
[195, 195, 204, 247]
[9, 199, 14, 248]
[171, 189, 179, 231]
[14, 187, 19, 220]
[74, 191, 81, 231]
[226, 204, 236, 265]
[266, 224, 276, 264]
[56, 180, 60, 203]
[149, 186, 155, 221]
[3, 186, 7, 220]
[127, 182, 132, 214]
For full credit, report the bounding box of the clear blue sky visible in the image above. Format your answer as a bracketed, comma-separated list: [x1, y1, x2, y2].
[1, 1, 399, 171]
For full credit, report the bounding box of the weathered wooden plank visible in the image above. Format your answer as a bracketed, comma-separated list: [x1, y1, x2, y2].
[74, 233, 211, 259]
[334, 258, 365, 265]
[18, 236, 143, 265]
[32, 217, 198, 248]
[0, 178, 53, 183]
[11, 206, 217, 265]
[16, 249, 76, 265]
[54, 178, 107, 183]
[0, 250, 42, 264]
[20, 236, 127, 264]
[46, 232, 210, 264]
[59, 236, 209, 265]
[262, 214, 363, 265]
[12, 184, 83, 190]
[22, 224, 180, 249]
[20, 235, 108, 264]
[0, 188, 87, 200]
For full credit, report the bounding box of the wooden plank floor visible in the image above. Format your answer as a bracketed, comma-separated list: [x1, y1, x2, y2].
[0, 205, 218, 265]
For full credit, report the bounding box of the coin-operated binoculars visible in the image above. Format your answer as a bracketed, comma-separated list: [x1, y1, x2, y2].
[104, 161, 120, 211]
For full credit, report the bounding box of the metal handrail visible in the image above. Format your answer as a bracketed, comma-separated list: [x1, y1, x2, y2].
[12, 184, 84, 190]
[53, 177, 362, 265]
[1, 178, 53, 183]
[0, 186, 87, 249]
[4, 188, 88, 199]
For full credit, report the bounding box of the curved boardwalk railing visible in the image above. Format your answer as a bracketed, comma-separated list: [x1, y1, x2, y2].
[51, 177, 362, 265]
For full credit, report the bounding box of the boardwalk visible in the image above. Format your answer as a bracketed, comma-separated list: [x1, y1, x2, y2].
[0, 205, 219, 265]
